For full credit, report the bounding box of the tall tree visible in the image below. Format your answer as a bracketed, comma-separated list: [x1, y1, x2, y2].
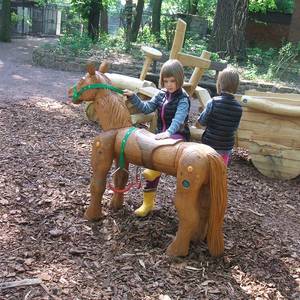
[124, 0, 133, 50]
[288, 0, 300, 42]
[130, 0, 144, 42]
[100, 2, 108, 34]
[0, 0, 11, 42]
[209, 0, 249, 59]
[151, 0, 163, 39]
[88, 0, 101, 40]
[188, 0, 198, 15]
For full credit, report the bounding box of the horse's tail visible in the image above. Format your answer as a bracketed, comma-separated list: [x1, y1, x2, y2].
[207, 152, 228, 256]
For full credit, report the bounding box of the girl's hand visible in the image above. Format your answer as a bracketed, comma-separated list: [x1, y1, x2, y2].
[155, 131, 171, 140]
[123, 89, 134, 97]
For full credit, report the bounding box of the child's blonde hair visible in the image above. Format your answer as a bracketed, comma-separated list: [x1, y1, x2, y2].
[217, 67, 239, 95]
[159, 59, 184, 89]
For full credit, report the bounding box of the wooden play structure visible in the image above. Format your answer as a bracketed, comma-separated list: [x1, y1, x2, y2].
[69, 63, 228, 257]
[238, 91, 300, 180]
[85, 18, 300, 180]
[199, 89, 300, 179]
[85, 19, 212, 137]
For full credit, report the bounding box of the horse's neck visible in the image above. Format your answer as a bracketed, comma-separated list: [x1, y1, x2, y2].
[95, 91, 132, 131]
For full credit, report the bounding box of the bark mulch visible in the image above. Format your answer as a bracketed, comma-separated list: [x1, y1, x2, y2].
[0, 100, 299, 300]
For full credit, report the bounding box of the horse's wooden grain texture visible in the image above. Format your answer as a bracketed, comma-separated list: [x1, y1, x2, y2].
[68, 63, 228, 257]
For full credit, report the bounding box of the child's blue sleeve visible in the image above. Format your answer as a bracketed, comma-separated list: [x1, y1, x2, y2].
[167, 98, 190, 135]
[129, 93, 159, 114]
[198, 100, 213, 126]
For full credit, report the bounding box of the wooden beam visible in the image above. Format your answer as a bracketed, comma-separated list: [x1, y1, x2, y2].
[177, 52, 211, 69]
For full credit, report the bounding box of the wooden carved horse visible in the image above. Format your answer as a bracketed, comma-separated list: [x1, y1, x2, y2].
[68, 62, 228, 257]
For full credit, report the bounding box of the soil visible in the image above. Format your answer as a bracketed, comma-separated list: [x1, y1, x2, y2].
[0, 37, 299, 300]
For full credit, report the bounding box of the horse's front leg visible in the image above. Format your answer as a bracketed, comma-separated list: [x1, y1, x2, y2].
[84, 132, 116, 221]
[110, 164, 129, 210]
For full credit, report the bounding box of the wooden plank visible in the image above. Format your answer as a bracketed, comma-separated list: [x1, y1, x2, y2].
[177, 52, 211, 69]
[245, 89, 300, 100]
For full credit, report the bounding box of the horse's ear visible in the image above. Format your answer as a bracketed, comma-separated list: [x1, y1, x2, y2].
[99, 61, 110, 74]
[87, 63, 96, 76]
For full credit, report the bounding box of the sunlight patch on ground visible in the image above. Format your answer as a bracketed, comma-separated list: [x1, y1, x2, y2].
[12, 74, 29, 81]
[231, 266, 285, 298]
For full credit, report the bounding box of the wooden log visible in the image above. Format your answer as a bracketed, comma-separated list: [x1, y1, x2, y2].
[194, 86, 212, 108]
[106, 73, 156, 92]
[245, 89, 300, 100]
[189, 50, 211, 95]
[190, 126, 204, 141]
[240, 96, 300, 117]
[169, 19, 186, 59]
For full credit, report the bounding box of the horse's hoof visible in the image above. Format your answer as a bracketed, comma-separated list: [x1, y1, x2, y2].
[84, 207, 103, 221]
[166, 242, 189, 257]
[110, 194, 124, 211]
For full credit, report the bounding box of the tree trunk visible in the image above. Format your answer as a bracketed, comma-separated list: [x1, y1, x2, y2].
[209, 0, 249, 59]
[130, 0, 144, 42]
[124, 0, 133, 51]
[288, 0, 300, 43]
[0, 0, 11, 42]
[100, 4, 108, 34]
[88, 0, 100, 41]
[151, 0, 162, 39]
[188, 0, 198, 15]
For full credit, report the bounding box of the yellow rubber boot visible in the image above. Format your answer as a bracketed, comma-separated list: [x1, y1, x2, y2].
[143, 169, 161, 181]
[134, 191, 156, 217]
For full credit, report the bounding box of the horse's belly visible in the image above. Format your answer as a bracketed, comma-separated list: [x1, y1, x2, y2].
[124, 147, 177, 176]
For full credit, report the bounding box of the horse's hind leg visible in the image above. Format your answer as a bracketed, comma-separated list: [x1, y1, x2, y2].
[84, 133, 115, 221]
[110, 165, 129, 210]
[196, 185, 210, 241]
[167, 152, 208, 257]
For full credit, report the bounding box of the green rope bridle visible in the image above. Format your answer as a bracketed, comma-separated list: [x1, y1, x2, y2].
[72, 83, 124, 103]
[71, 81, 140, 193]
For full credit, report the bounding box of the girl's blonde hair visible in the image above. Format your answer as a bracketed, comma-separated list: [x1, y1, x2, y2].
[216, 68, 239, 95]
[159, 59, 184, 89]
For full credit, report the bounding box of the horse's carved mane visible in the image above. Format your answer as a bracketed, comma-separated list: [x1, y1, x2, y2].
[94, 73, 132, 130]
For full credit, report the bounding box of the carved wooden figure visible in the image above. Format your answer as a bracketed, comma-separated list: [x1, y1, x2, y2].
[68, 62, 228, 257]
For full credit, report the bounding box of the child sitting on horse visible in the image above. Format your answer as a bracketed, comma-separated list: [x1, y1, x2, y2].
[123, 59, 190, 217]
[197, 67, 243, 166]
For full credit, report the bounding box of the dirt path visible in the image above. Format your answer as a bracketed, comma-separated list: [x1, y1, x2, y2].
[0, 37, 79, 103]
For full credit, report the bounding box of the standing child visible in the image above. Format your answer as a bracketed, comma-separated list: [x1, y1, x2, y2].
[123, 59, 190, 217]
[198, 68, 242, 166]
[197, 67, 243, 166]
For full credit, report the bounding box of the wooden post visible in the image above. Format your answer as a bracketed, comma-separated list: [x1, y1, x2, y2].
[139, 46, 162, 81]
[169, 19, 186, 59]
[189, 50, 211, 95]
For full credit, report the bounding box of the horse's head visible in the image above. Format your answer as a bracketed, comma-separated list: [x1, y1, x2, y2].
[68, 62, 111, 103]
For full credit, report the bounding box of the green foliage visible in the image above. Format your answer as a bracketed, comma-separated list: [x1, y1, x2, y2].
[136, 25, 157, 46]
[274, 0, 294, 13]
[270, 42, 300, 78]
[183, 33, 220, 61]
[238, 43, 300, 83]
[57, 32, 94, 56]
[249, 0, 277, 13]
[11, 12, 22, 25]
